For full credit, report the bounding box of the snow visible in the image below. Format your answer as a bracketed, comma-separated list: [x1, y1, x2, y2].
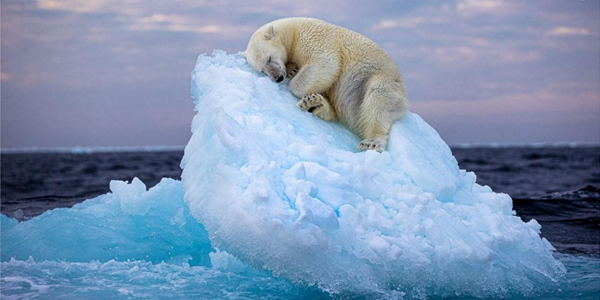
[181, 50, 566, 297]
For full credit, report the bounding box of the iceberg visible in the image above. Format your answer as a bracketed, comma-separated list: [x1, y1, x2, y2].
[182, 50, 566, 297]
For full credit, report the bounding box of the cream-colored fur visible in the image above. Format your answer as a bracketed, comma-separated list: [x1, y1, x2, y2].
[243, 17, 408, 152]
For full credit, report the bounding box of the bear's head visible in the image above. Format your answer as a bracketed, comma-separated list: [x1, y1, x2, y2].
[243, 25, 287, 83]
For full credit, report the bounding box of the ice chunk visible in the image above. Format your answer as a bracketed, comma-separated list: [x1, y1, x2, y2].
[182, 50, 566, 297]
[209, 249, 248, 273]
[1, 178, 213, 266]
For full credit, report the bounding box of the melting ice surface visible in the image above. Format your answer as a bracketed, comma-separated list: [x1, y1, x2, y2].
[2, 50, 598, 299]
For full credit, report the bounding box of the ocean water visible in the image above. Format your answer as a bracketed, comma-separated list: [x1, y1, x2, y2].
[1, 146, 599, 299]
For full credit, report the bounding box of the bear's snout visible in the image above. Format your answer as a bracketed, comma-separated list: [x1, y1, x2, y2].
[276, 75, 284, 83]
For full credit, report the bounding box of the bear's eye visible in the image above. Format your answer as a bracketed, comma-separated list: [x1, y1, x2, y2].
[267, 56, 272, 63]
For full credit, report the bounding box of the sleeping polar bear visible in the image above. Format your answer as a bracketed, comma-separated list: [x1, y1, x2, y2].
[243, 17, 408, 152]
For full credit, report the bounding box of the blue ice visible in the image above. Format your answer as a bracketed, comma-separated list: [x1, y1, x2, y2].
[3, 50, 596, 299]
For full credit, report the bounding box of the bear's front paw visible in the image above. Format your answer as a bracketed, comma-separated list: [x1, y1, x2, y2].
[357, 138, 385, 152]
[298, 93, 324, 113]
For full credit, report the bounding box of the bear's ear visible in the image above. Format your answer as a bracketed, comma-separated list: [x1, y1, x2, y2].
[263, 25, 274, 40]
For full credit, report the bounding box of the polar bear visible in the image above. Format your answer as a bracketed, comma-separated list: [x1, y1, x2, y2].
[243, 17, 408, 152]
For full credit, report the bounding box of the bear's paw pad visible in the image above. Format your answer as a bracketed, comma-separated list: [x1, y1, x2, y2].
[298, 94, 325, 113]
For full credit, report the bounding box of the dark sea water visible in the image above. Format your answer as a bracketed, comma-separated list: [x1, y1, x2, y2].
[1, 150, 183, 219]
[452, 146, 600, 257]
[2, 146, 599, 258]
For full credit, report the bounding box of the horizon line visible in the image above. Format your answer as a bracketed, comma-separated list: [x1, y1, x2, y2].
[2, 142, 599, 154]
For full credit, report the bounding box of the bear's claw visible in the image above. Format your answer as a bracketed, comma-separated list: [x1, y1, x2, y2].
[286, 63, 299, 78]
[307, 104, 323, 113]
[357, 139, 385, 152]
[287, 68, 299, 78]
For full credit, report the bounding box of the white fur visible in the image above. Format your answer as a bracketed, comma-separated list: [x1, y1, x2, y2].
[244, 17, 409, 152]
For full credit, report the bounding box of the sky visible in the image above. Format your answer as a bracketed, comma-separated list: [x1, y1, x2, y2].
[1, 0, 599, 149]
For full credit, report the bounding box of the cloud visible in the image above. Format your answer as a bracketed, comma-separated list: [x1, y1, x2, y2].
[414, 88, 599, 118]
[32, 0, 257, 41]
[456, 0, 513, 15]
[371, 18, 424, 30]
[129, 14, 222, 34]
[1, 72, 12, 81]
[417, 43, 541, 66]
[36, 0, 110, 13]
[546, 26, 591, 37]
[433, 46, 478, 62]
[411, 86, 600, 143]
[457, 0, 503, 11]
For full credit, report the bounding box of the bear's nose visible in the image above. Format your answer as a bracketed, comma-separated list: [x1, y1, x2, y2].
[276, 75, 284, 83]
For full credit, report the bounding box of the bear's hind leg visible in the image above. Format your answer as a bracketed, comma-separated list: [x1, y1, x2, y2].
[356, 76, 408, 152]
[297, 93, 336, 121]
